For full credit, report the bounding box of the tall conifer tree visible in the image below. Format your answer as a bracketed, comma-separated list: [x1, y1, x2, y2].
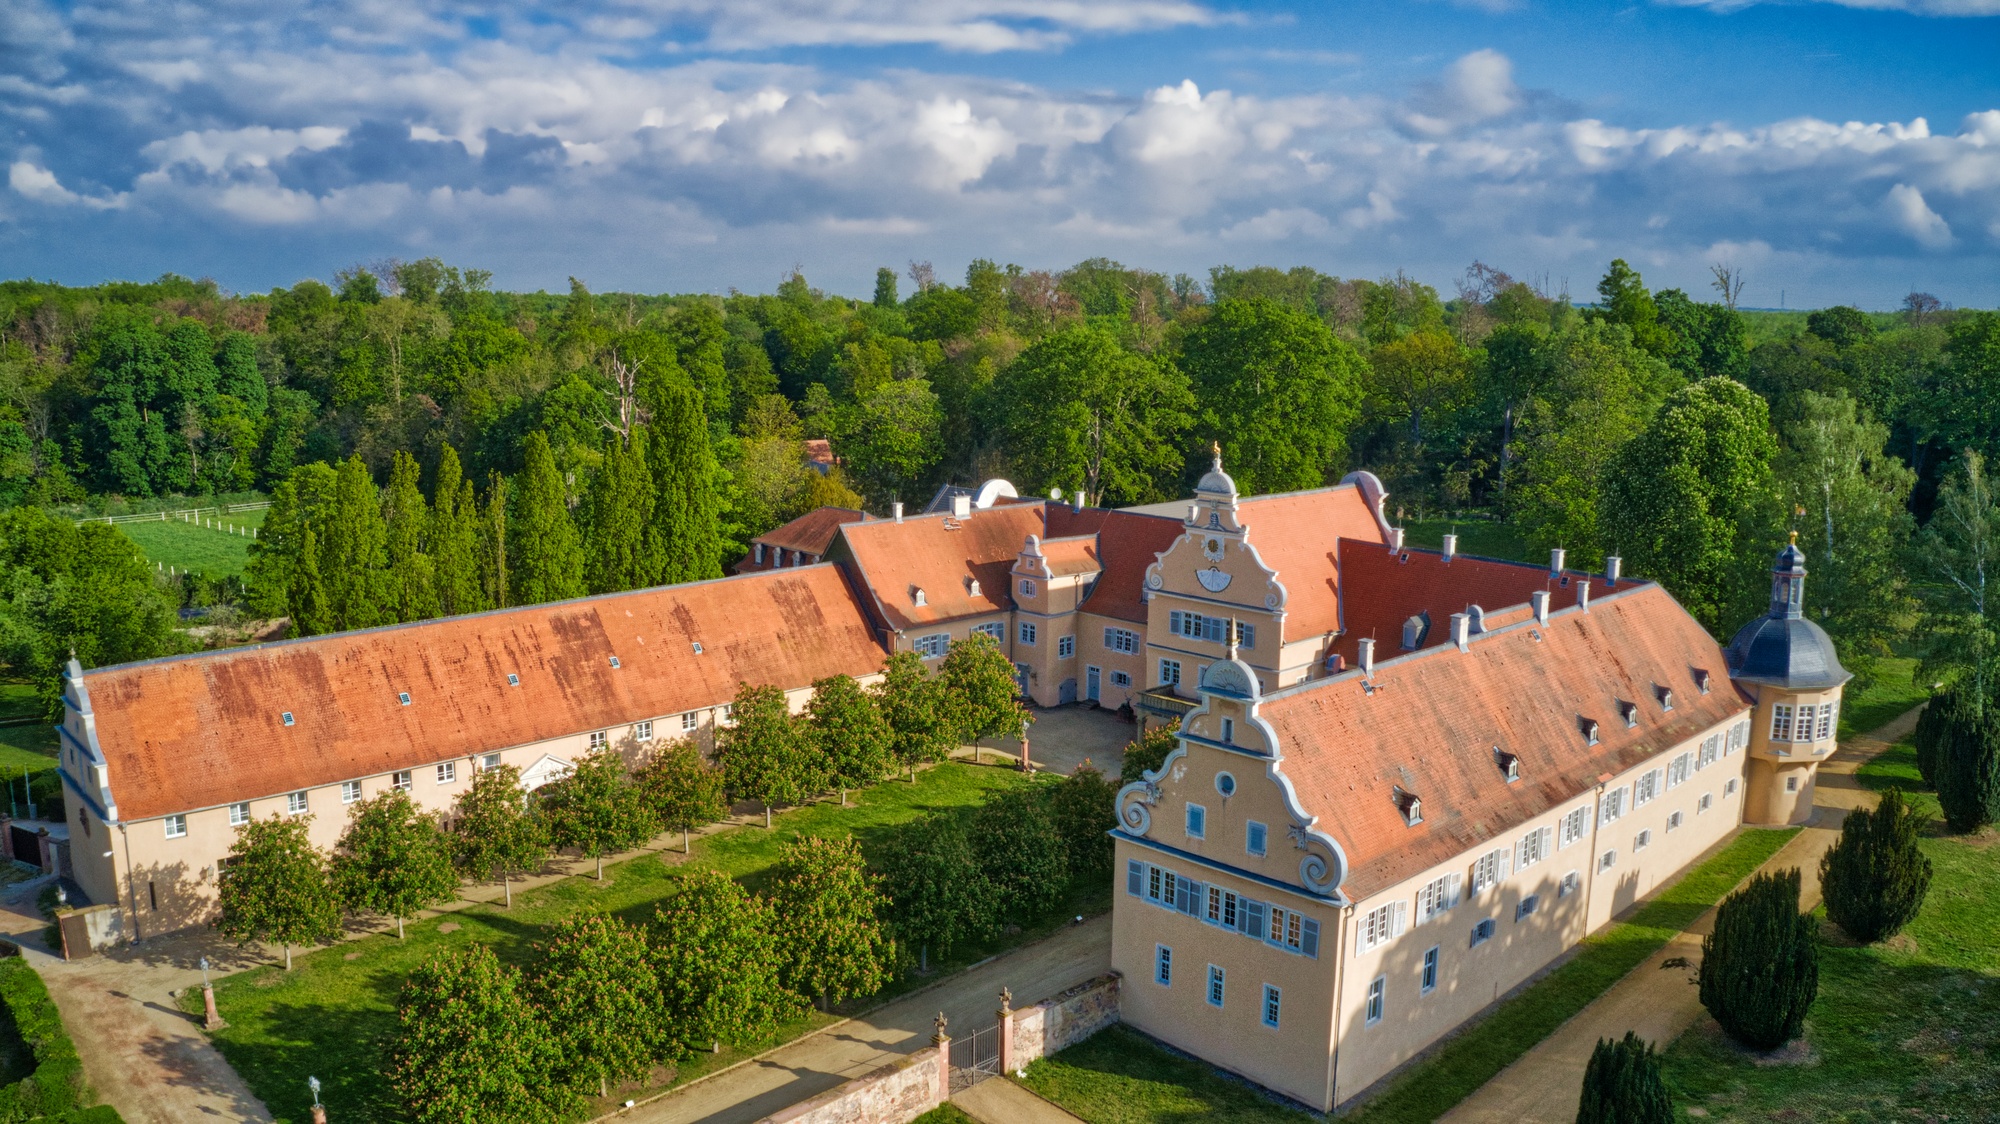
[322, 454, 392, 631]
[429, 444, 486, 617]
[509, 432, 585, 605]
[382, 450, 439, 623]
[481, 471, 509, 610]
[647, 382, 722, 584]
[583, 426, 660, 594]
[288, 525, 331, 636]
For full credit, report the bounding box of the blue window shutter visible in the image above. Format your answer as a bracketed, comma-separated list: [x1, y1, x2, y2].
[1245, 900, 1266, 937]
[1301, 917, 1320, 958]
[1169, 611, 1183, 636]
[1240, 624, 1255, 650]
[1127, 860, 1144, 897]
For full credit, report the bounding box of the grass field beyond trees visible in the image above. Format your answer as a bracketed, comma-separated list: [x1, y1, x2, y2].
[192, 761, 1085, 1124]
[115, 508, 265, 578]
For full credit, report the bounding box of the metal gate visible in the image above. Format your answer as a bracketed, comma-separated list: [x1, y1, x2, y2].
[948, 1023, 1001, 1092]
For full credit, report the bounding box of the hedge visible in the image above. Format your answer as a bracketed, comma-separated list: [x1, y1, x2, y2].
[0, 957, 123, 1123]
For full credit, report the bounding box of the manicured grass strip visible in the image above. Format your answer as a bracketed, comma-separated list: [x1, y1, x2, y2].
[1348, 826, 1801, 1124]
[1021, 1024, 1319, 1123]
[1661, 821, 2000, 1119]
[1855, 741, 1922, 794]
[195, 763, 1044, 1124]
[1837, 656, 1925, 740]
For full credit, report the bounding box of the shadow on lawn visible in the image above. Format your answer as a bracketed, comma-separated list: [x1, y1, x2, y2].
[211, 997, 402, 1123]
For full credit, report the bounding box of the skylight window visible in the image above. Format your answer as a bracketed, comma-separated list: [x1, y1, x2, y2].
[281, 711, 295, 727]
[507, 673, 520, 686]
[692, 642, 703, 654]
[609, 656, 621, 669]
[398, 692, 412, 706]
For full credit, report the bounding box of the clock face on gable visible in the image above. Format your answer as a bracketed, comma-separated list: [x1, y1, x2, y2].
[1203, 535, 1225, 561]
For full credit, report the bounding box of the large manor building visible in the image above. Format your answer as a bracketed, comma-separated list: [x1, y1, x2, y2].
[54, 455, 1846, 1113]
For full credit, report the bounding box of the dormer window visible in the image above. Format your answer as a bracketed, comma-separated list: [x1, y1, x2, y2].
[1392, 786, 1423, 826]
[913, 587, 927, 607]
[1581, 717, 1601, 746]
[754, 543, 766, 564]
[968, 579, 981, 598]
[1494, 747, 1520, 783]
[1657, 686, 1675, 711]
[1620, 701, 1639, 728]
[1401, 612, 1431, 650]
[1693, 669, 1712, 695]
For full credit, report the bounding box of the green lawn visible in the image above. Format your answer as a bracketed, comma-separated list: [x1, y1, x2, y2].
[1838, 656, 1927, 740]
[1400, 517, 1531, 563]
[1660, 784, 2000, 1121]
[1346, 827, 1802, 1124]
[117, 508, 265, 578]
[913, 1104, 981, 1124]
[1021, 1025, 1320, 1123]
[195, 762, 1061, 1124]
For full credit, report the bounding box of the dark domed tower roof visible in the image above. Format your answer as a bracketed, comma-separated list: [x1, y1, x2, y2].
[1726, 534, 1851, 691]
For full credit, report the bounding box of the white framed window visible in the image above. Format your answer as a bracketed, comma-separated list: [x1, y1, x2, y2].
[635, 720, 653, 742]
[1246, 822, 1268, 856]
[1667, 810, 1684, 832]
[1262, 985, 1281, 1028]
[682, 711, 699, 731]
[972, 622, 1004, 642]
[1112, 670, 1132, 687]
[1516, 894, 1541, 920]
[1725, 778, 1739, 797]
[1666, 752, 1693, 789]
[1365, 977, 1386, 1025]
[915, 633, 949, 659]
[341, 780, 362, 803]
[286, 791, 308, 815]
[1155, 945, 1173, 986]
[1205, 885, 1242, 929]
[608, 656, 621, 669]
[1727, 720, 1749, 753]
[1601, 787, 1627, 825]
[721, 703, 735, 723]
[229, 802, 250, 826]
[165, 814, 188, 839]
[1420, 946, 1439, 994]
[1771, 703, 1794, 742]
[1471, 918, 1496, 947]
[1020, 579, 1037, 596]
[481, 753, 502, 771]
[437, 762, 457, 784]
[1634, 769, 1662, 807]
[1185, 803, 1206, 839]
[1600, 849, 1618, 871]
[1268, 905, 1311, 952]
[392, 771, 412, 792]
[1559, 870, 1581, 898]
[1697, 734, 1721, 770]
[754, 543, 766, 564]
[1698, 793, 1713, 814]
[1358, 901, 1408, 953]
[589, 730, 608, 751]
[1019, 621, 1037, 645]
[1516, 826, 1554, 870]
[1058, 635, 1075, 659]
[1207, 965, 1225, 1007]
[1415, 873, 1463, 924]
[1634, 829, 1652, 851]
[1471, 848, 1511, 896]
[1159, 659, 1181, 687]
[1559, 805, 1591, 849]
[1104, 627, 1139, 654]
[1815, 702, 1835, 740]
[1785, 775, 1799, 793]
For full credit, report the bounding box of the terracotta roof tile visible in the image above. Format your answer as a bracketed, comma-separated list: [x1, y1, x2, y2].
[1233, 487, 1389, 640]
[1048, 508, 1181, 624]
[1260, 583, 1743, 900]
[1036, 535, 1103, 577]
[84, 567, 886, 820]
[837, 504, 1050, 631]
[1331, 540, 1580, 664]
[737, 507, 868, 571]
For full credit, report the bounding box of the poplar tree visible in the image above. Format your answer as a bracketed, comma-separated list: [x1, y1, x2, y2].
[717, 683, 815, 828]
[392, 945, 566, 1124]
[1698, 868, 1819, 1049]
[879, 811, 991, 973]
[482, 471, 510, 609]
[382, 450, 439, 623]
[647, 382, 722, 584]
[805, 673, 890, 805]
[1820, 787, 1933, 943]
[634, 740, 726, 853]
[332, 789, 459, 940]
[430, 444, 486, 617]
[214, 814, 341, 971]
[1576, 1032, 1672, 1124]
[528, 913, 661, 1099]
[538, 746, 652, 879]
[650, 869, 801, 1056]
[509, 432, 585, 606]
[322, 454, 394, 631]
[287, 525, 331, 637]
[583, 425, 660, 594]
[451, 763, 548, 907]
[765, 835, 896, 1009]
[876, 651, 954, 780]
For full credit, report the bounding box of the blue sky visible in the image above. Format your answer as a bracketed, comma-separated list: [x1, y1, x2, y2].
[3, 0, 1997, 308]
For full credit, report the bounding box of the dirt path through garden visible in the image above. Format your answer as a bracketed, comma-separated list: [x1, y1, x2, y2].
[1436, 706, 1922, 1124]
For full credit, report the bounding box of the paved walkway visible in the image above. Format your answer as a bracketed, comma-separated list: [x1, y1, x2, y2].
[612, 916, 1112, 1124]
[954, 1077, 1087, 1123]
[1439, 707, 1923, 1124]
[961, 704, 1134, 777]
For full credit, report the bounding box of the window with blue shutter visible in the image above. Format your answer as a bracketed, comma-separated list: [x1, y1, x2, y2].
[1237, 622, 1255, 649]
[1127, 860, 1144, 896]
[1244, 900, 1267, 938]
[1301, 917, 1320, 958]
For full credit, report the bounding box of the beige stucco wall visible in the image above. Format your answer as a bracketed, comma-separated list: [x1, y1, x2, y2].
[1742, 685, 1842, 826]
[1143, 519, 1285, 698]
[1075, 612, 1146, 712]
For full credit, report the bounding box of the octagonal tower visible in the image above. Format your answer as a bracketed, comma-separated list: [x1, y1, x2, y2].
[1726, 534, 1852, 825]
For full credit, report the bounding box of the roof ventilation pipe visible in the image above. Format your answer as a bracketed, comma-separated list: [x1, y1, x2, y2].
[1605, 555, 1622, 587]
[1550, 547, 1566, 576]
[1441, 533, 1458, 561]
[1073, 491, 1085, 514]
[1388, 527, 1405, 553]
[1449, 612, 1471, 651]
[1577, 579, 1592, 612]
[1357, 637, 1376, 678]
[1531, 590, 1551, 624]
[893, 502, 904, 524]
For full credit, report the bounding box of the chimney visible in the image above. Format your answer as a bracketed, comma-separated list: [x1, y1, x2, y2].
[1577, 579, 1592, 612]
[1388, 527, 1405, 553]
[952, 494, 972, 519]
[893, 502, 904, 524]
[1449, 612, 1470, 651]
[1605, 555, 1622, 587]
[1441, 533, 1458, 561]
[1072, 491, 1085, 513]
[1550, 547, 1566, 576]
[1531, 589, 1550, 624]
[1357, 637, 1377, 678]
[1187, 503, 1199, 523]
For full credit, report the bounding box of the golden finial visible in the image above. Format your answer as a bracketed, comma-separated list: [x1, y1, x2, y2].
[1212, 440, 1221, 457]
[1788, 530, 1798, 546]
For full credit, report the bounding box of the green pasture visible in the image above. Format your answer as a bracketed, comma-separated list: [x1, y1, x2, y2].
[113, 507, 265, 578]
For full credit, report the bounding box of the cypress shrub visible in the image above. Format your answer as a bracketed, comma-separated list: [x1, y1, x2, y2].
[1912, 686, 1967, 789]
[1820, 788, 1933, 943]
[1698, 868, 1818, 1050]
[1575, 1031, 1671, 1124]
[1935, 704, 2000, 834]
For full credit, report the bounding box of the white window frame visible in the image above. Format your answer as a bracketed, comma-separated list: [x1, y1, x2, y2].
[1634, 829, 1652, 852]
[1415, 873, 1463, 925]
[1667, 810, 1684, 832]
[915, 633, 950, 659]
[165, 814, 188, 839]
[392, 771, 413, 792]
[682, 711, 699, 731]
[1207, 965, 1225, 1008]
[1815, 702, 1835, 740]
[1697, 734, 1721, 770]
[1727, 720, 1749, 753]
[635, 720, 653, 742]
[1159, 659, 1181, 687]
[589, 730, 608, 751]
[1725, 778, 1740, 797]
[481, 753, 502, 771]
[437, 762, 457, 784]
[1470, 848, 1511, 896]
[1634, 769, 1662, 807]
[1516, 893, 1541, 920]
[1600, 849, 1618, 871]
[1601, 787, 1627, 825]
[1771, 703, 1794, 742]
[1357, 901, 1408, 953]
[1366, 977, 1386, 1025]
[1666, 752, 1693, 789]
[341, 780, 362, 804]
[1559, 870, 1581, 898]
[286, 791, 308, 815]
[1058, 635, 1075, 659]
[1516, 826, 1553, 870]
[1019, 621, 1037, 645]
[972, 622, 1004, 642]
[1559, 805, 1591, 849]
[229, 802, 250, 826]
[1698, 792, 1713, 814]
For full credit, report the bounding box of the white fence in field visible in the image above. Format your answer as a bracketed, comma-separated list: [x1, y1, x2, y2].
[77, 501, 268, 538]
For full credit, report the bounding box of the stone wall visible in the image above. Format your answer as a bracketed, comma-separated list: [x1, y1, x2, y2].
[1011, 972, 1121, 1068]
[754, 1045, 943, 1124]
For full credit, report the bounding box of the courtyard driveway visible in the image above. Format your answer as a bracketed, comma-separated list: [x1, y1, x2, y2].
[960, 704, 1135, 777]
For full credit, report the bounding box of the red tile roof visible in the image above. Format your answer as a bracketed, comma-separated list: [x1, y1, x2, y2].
[836, 504, 1050, 631]
[1233, 486, 1390, 639]
[1330, 539, 1579, 665]
[737, 507, 868, 571]
[1259, 583, 1744, 900]
[1056, 509, 1181, 623]
[1036, 535, 1103, 577]
[84, 567, 886, 820]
